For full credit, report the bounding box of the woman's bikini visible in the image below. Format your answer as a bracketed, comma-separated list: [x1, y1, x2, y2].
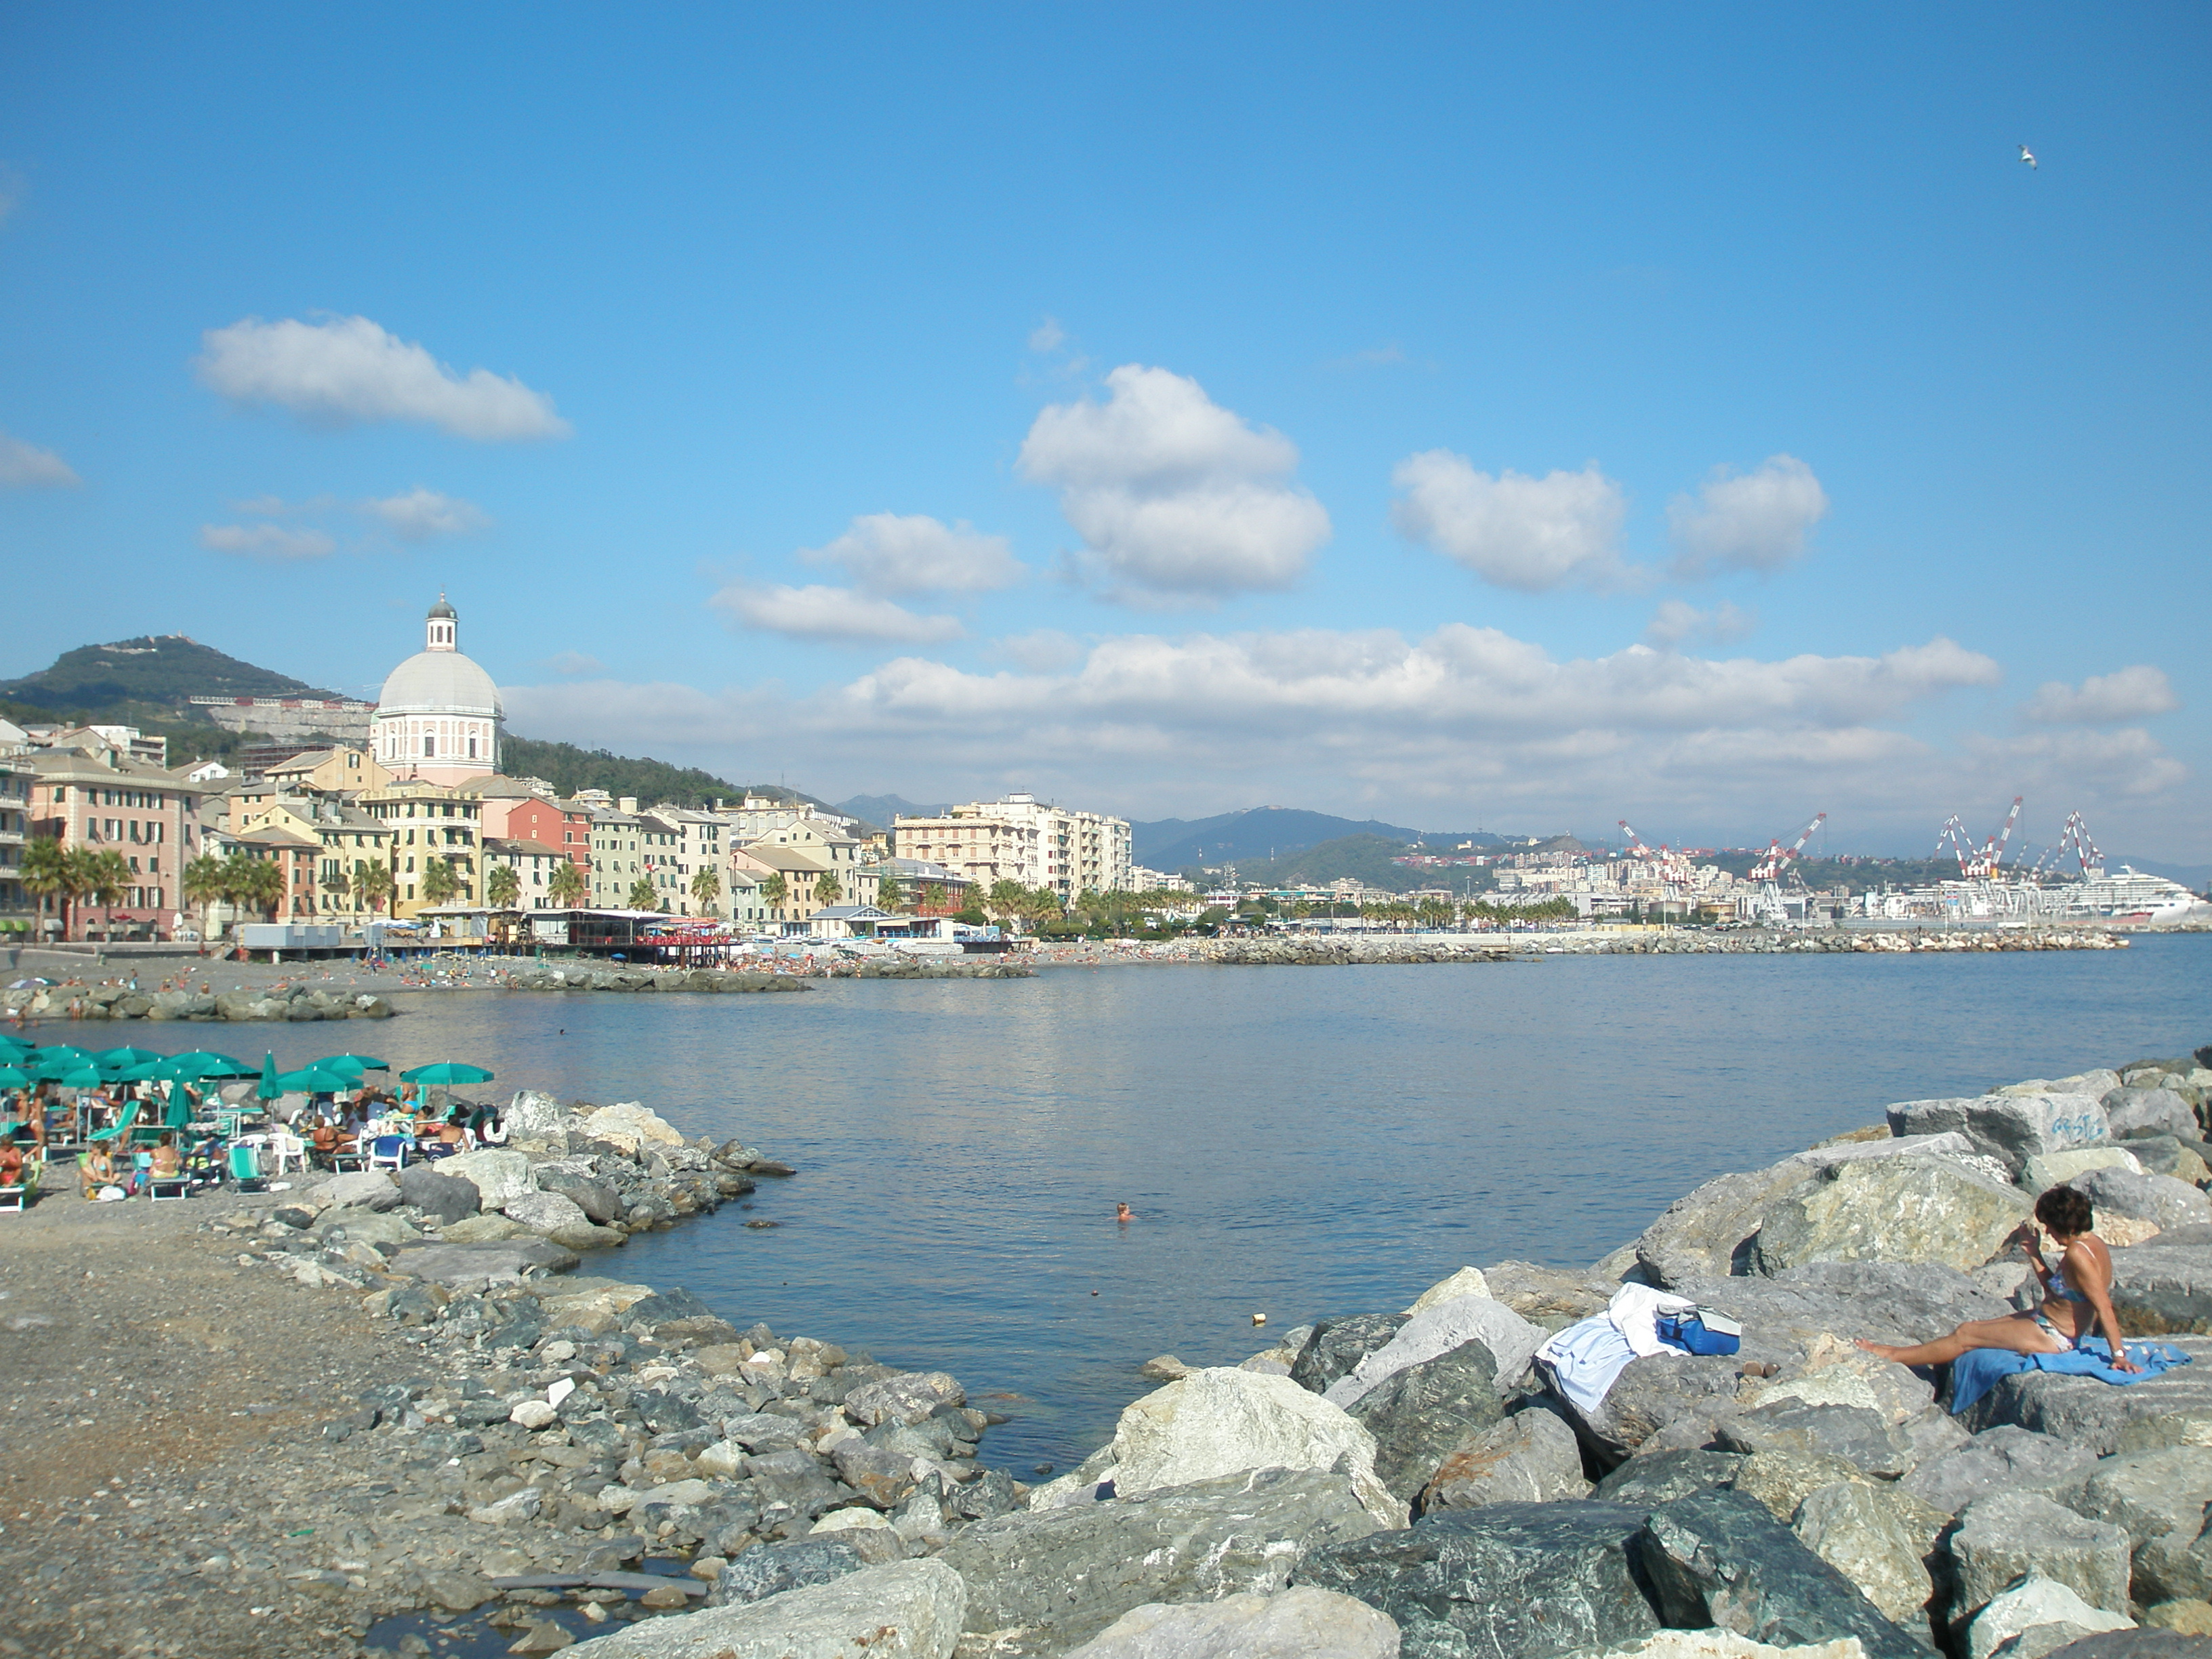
[2028, 1252, 2093, 1347]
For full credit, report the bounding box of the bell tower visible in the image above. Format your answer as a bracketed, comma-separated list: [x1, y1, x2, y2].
[426, 592, 457, 652]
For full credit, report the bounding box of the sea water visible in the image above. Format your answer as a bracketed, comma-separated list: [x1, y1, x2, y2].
[110, 933, 2212, 1471]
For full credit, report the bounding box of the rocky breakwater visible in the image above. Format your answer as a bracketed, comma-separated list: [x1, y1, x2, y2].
[1553, 928, 2129, 957]
[474, 1044, 2212, 1659]
[1207, 938, 1513, 966]
[1, 975, 394, 1021]
[508, 966, 811, 995]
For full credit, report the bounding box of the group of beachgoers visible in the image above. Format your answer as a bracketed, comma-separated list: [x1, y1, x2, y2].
[291, 1082, 508, 1168]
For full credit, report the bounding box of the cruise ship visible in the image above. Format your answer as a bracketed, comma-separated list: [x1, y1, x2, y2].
[2055, 865, 2212, 924]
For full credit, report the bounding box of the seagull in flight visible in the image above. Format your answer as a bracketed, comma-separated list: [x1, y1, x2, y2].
[2018, 144, 2037, 169]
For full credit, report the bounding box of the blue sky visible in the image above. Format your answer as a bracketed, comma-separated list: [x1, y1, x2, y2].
[3, 4, 2207, 855]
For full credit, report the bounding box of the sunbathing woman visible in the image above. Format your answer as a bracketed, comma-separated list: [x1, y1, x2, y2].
[1856, 1185, 2137, 1373]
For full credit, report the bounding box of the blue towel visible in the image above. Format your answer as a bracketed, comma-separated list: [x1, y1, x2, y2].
[1949, 1335, 2192, 1414]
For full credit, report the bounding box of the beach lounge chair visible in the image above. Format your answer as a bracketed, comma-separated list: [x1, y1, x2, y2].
[366, 1134, 408, 1174]
[0, 1161, 32, 1211]
[226, 1142, 267, 1193]
[87, 1102, 140, 1144]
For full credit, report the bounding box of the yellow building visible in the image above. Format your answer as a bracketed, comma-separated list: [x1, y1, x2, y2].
[359, 780, 481, 917]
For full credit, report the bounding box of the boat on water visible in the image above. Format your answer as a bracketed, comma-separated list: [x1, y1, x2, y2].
[2054, 865, 2212, 924]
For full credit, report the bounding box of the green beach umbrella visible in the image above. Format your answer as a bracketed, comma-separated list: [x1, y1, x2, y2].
[164, 1081, 192, 1129]
[0, 1036, 36, 1058]
[399, 1062, 496, 1086]
[52, 1065, 103, 1090]
[274, 1066, 353, 1094]
[255, 1052, 282, 1101]
[116, 1059, 172, 1082]
[157, 1051, 256, 1080]
[0, 1065, 30, 1088]
[33, 1045, 89, 1064]
[96, 1046, 163, 1068]
[31, 1055, 96, 1082]
[313, 1054, 390, 1073]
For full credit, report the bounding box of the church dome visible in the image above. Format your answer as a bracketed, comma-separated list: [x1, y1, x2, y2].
[377, 649, 502, 718]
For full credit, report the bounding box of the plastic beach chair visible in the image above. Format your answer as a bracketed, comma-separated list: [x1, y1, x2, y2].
[226, 1142, 267, 1193]
[366, 1134, 408, 1174]
[87, 1102, 140, 1144]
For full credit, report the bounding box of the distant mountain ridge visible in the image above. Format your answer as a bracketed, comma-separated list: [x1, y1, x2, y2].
[836, 794, 949, 831]
[1132, 806, 1505, 868]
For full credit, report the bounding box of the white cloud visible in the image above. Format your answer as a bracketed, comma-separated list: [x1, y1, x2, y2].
[1391, 452, 1634, 592]
[1668, 453, 1829, 575]
[196, 315, 572, 441]
[544, 651, 604, 676]
[710, 582, 964, 645]
[800, 512, 1022, 595]
[1028, 316, 1065, 353]
[357, 487, 492, 541]
[2022, 665, 2180, 724]
[199, 522, 337, 560]
[1645, 598, 1757, 648]
[1019, 364, 1332, 600]
[0, 430, 80, 488]
[992, 629, 1086, 672]
[503, 626, 2049, 843]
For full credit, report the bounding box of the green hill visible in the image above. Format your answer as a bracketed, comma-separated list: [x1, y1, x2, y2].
[500, 734, 827, 813]
[0, 635, 340, 718]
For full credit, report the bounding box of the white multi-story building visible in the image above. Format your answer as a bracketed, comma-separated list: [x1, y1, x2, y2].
[712, 794, 858, 841]
[893, 792, 1131, 899]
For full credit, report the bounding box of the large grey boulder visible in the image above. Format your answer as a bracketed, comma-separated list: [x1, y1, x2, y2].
[2132, 1509, 2212, 1607]
[1593, 1450, 1747, 1509]
[2071, 1168, 2212, 1235]
[396, 1162, 480, 1223]
[1418, 1410, 1590, 1514]
[504, 1088, 573, 1141]
[2108, 1231, 2212, 1336]
[2056, 1448, 2212, 1550]
[2129, 1139, 2212, 1187]
[2002, 1071, 2124, 1101]
[1968, 1574, 2135, 1659]
[1066, 1368, 1403, 1528]
[385, 1238, 579, 1286]
[1950, 1490, 2133, 1624]
[1889, 1093, 2112, 1178]
[1324, 1296, 1544, 1408]
[1345, 1339, 1507, 1503]
[2107, 1090, 2199, 1142]
[1749, 1155, 2030, 1277]
[1061, 1587, 1400, 1659]
[1298, 1500, 1660, 1659]
[707, 1538, 865, 1607]
[2043, 1632, 2212, 1659]
[437, 1149, 536, 1209]
[938, 1467, 1381, 1658]
[844, 1371, 965, 1427]
[1555, 1350, 1750, 1458]
[1792, 1479, 1940, 1624]
[501, 1189, 592, 1237]
[1636, 1165, 1811, 1286]
[1957, 1336, 2212, 1452]
[1483, 1261, 1618, 1328]
[1904, 1427, 2103, 1516]
[572, 1557, 964, 1658]
[311, 1170, 402, 1211]
[2025, 1149, 2145, 1195]
[1717, 1401, 1916, 1479]
[1631, 1488, 1923, 1659]
[1681, 1262, 2011, 1361]
[1293, 1315, 1412, 1394]
[535, 1166, 623, 1224]
[1734, 1452, 1876, 1525]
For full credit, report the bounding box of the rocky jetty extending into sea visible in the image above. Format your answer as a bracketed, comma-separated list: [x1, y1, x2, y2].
[1, 978, 398, 1021]
[16, 1046, 2212, 1659]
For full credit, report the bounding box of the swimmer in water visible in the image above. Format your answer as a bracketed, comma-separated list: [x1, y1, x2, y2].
[1115, 1202, 1132, 1223]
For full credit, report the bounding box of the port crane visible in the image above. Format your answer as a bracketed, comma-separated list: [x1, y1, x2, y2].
[1747, 812, 1826, 923]
[2028, 810, 2104, 880]
[1618, 821, 1693, 893]
[1936, 797, 2024, 879]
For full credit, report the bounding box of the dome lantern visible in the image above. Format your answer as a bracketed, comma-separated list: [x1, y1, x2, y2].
[426, 592, 459, 653]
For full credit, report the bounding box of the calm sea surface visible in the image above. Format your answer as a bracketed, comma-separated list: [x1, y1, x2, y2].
[94, 935, 2211, 1471]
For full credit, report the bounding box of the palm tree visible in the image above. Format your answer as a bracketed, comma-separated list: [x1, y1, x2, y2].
[813, 869, 842, 909]
[225, 853, 285, 922]
[627, 875, 659, 909]
[182, 853, 228, 942]
[987, 878, 1025, 922]
[916, 880, 943, 914]
[420, 856, 458, 909]
[356, 859, 396, 917]
[689, 866, 721, 916]
[486, 863, 521, 910]
[547, 859, 586, 908]
[83, 849, 131, 940]
[20, 836, 73, 941]
[874, 870, 903, 912]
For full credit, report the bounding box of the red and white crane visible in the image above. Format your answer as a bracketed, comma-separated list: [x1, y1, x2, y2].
[1749, 813, 1826, 882]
